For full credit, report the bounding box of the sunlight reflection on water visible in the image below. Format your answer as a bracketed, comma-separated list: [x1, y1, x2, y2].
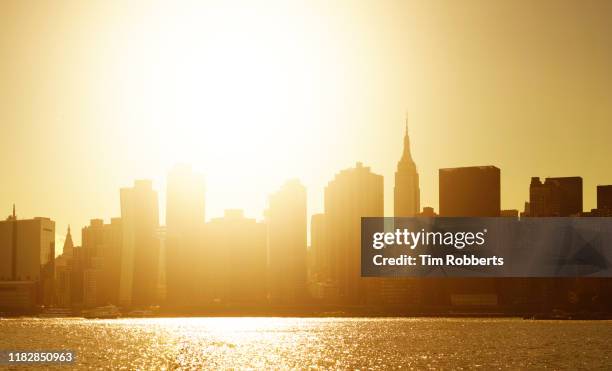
[1, 317, 611, 369]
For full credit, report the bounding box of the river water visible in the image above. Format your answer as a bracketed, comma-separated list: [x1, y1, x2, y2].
[0, 317, 610, 369]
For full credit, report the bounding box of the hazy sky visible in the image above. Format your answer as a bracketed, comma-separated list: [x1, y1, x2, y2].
[1, 0, 611, 249]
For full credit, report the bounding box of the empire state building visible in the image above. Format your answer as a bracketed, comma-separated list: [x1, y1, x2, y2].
[394, 120, 420, 216]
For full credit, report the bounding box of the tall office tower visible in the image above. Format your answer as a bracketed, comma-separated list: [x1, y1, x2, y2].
[165, 165, 205, 307]
[81, 218, 122, 306]
[119, 180, 160, 307]
[54, 226, 74, 307]
[0, 207, 55, 307]
[391, 121, 422, 310]
[324, 162, 383, 304]
[309, 213, 327, 282]
[203, 210, 266, 304]
[529, 177, 583, 217]
[394, 121, 420, 217]
[437, 166, 500, 310]
[439, 166, 501, 217]
[528, 176, 584, 313]
[69, 245, 85, 306]
[596, 185, 612, 212]
[267, 179, 307, 304]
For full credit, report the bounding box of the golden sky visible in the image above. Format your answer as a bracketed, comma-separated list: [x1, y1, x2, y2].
[1, 0, 611, 247]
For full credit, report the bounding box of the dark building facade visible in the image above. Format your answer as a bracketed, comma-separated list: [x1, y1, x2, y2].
[0, 208, 55, 310]
[439, 166, 500, 217]
[529, 177, 582, 217]
[597, 185, 612, 212]
[436, 167, 501, 311]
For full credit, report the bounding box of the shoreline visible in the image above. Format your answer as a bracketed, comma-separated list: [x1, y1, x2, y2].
[3, 312, 611, 320]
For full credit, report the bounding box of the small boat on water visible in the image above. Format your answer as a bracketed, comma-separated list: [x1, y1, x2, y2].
[82, 305, 121, 319]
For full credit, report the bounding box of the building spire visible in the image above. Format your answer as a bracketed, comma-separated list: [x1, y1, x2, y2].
[63, 225, 74, 256]
[12, 204, 15, 219]
[394, 113, 421, 217]
[401, 114, 413, 163]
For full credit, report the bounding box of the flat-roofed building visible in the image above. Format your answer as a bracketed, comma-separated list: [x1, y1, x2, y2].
[0, 208, 55, 307]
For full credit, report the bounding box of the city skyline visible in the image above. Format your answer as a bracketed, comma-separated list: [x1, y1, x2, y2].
[2, 101, 611, 313]
[4, 122, 610, 254]
[2, 1, 611, 368]
[3, 0, 612, 250]
[3, 144, 610, 312]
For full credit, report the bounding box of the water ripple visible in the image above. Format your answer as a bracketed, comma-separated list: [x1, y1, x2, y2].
[0, 317, 610, 369]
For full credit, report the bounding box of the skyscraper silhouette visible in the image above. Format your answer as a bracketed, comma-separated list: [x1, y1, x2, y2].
[324, 162, 383, 304]
[597, 185, 612, 211]
[389, 120, 423, 309]
[267, 179, 307, 304]
[54, 226, 74, 307]
[595, 185, 612, 216]
[0, 210, 55, 307]
[526, 176, 585, 312]
[203, 210, 266, 304]
[394, 118, 420, 217]
[529, 177, 583, 217]
[119, 180, 160, 307]
[437, 166, 501, 309]
[63, 225, 74, 256]
[439, 166, 501, 217]
[81, 218, 122, 307]
[165, 165, 205, 307]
